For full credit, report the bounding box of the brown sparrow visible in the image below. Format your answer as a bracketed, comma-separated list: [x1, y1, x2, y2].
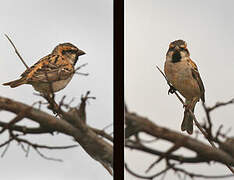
[3, 43, 85, 94]
[164, 40, 205, 134]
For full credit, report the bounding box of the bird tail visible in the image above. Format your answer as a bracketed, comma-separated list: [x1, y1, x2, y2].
[181, 102, 196, 135]
[2, 78, 27, 88]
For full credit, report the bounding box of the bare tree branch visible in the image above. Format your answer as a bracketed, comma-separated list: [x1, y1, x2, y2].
[125, 140, 209, 164]
[0, 122, 53, 134]
[206, 99, 234, 112]
[90, 127, 113, 143]
[125, 112, 234, 166]
[168, 162, 234, 179]
[0, 96, 113, 175]
[4, 34, 29, 69]
[34, 148, 62, 162]
[125, 163, 172, 180]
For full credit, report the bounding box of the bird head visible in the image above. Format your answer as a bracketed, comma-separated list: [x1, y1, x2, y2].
[52, 43, 86, 65]
[166, 40, 190, 63]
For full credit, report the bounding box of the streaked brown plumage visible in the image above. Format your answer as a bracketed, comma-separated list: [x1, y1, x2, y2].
[164, 40, 205, 134]
[3, 43, 85, 94]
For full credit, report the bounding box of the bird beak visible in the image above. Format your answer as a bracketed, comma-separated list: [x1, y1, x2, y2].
[77, 49, 86, 56]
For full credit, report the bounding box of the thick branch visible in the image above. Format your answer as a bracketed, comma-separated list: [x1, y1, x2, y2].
[0, 96, 113, 169]
[0, 121, 53, 134]
[125, 140, 209, 164]
[125, 112, 234, 166]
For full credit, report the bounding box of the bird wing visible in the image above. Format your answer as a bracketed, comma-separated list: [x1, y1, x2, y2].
[189, 59, 205, 102]
[21, 54, 74, 83]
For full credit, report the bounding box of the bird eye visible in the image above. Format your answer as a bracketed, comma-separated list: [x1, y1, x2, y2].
[68, 50, 77, 53]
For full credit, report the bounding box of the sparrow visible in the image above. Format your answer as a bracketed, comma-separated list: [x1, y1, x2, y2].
[3, 43, 85, 94]
[164, 40, 205, 134]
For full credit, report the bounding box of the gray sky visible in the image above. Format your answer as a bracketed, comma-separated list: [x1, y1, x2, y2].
[126, 0, 234, 179]
[0, 0, 112, 180]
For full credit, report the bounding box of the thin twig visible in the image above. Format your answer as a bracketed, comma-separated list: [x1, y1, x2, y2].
[1, 142, 11, 157]
[170, 163, 234, 179]
[103, 123, 113, 131]
[34, 148, 63, 162]
[145, 143, 181, 173]
[75, 72, 89, 76]
[25, 144, 30, 157]
[0, 137, 14, 148]
[74, 63, 89, 76]
[15, 137, 78, 150]
[4, 34, 29, 69]
[74, 63, 88, 72]
[125, 163, 172, 180]
[207, 99, 234, 112]
[156, 66, 184, 102]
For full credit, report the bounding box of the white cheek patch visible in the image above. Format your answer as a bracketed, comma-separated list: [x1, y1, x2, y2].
[166, 51, 173, 61]
[67, 54, 77, 64]
[180, 51, 188, 58]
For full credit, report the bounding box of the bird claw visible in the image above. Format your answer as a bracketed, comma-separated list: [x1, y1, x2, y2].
[183, 104, 188, 110]
[168, 85, 177, 95]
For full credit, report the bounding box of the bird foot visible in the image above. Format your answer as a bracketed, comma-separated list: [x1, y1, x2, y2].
[168, 85, 177, 95]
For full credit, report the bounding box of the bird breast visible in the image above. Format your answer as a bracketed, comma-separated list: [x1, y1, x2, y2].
[32, 75, 73, 93]
[164, 60, 201, 100]
[52, 76, 73, 92]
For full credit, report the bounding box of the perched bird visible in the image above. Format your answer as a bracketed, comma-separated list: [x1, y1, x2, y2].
[164, 40, 205, 134]
[3, 43, 85, 94]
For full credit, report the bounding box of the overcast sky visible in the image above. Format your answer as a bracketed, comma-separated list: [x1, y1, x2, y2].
[0, 1, 112, 180]
[126, 0, 234, 179]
